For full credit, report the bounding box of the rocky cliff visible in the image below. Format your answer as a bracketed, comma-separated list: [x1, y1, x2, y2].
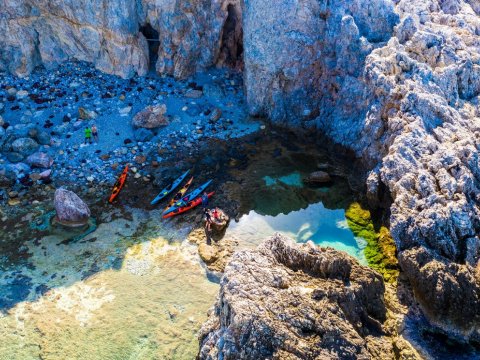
[198, 234, 418, 359]
[0, 0, 241, 78]
[242, 0, 480, 341]
[2, 0, 479, 343]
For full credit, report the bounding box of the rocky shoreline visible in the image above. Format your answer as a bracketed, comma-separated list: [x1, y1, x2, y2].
[2, 0, 480, 356]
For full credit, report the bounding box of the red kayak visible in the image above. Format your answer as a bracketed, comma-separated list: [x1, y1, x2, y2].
[109, 165, 128, 203]
[162, 192, 214, 219]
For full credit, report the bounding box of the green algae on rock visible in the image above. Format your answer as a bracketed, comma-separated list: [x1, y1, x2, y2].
[345, 202, 399, 283]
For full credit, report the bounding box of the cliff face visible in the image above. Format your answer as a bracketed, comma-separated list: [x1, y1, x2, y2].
[0, 0, 239, 78]
[198, 234, 399, 360]
[2, 0, 480, 342]
[243, 0, 480, 340]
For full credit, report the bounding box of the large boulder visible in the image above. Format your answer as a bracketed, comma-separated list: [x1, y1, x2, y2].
[198, 234, 391, 359]
[132, 104, 168, 129]
[54, 188, 91, 226]
[11, 137, 39, 156]
[26, 152, 53, 168]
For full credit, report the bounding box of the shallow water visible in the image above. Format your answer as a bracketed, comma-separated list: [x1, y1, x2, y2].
[0, 209, 218, 359]
[0, 135, 367, 359]
[225, 170, 367, 264]
[226, 203, 367, 264]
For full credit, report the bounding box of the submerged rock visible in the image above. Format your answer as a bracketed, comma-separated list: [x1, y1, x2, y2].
[54, 188, 91, 227]
[304, 170, 332, 184]
[198, 234, 392, 359]
[132, 105, 168, 129]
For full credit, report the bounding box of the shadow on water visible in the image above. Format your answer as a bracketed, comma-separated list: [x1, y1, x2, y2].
[0, 130, 363, 312]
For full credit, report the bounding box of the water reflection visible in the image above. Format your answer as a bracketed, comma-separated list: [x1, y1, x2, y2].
[226, 202, 367, 264]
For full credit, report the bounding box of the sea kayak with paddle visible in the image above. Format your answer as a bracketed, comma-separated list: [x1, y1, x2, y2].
[163, 192, 215, 219]
[109, 165, 129, 203]
[163, 179, 212, 215]
[164, 177, 193, 212]
[151, 170, 190, 205]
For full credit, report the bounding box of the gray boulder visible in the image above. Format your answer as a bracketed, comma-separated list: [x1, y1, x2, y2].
[11, 137, 39, 156]
[0, 165, 16, 186]
[7, 152, 24, 163]
[36, 131, 51, 145]
[54, 188, 91, 226]
[26, 152, 53, 168]
[132, 104, 168, 129]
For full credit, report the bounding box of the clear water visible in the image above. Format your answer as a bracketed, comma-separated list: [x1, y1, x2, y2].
[226, 203, 367, 265]
[225, 172, 367, 264]
[0, 140, 366, 359]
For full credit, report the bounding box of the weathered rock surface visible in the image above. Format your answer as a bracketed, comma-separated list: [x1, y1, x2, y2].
[132, 104, 168, 129]
[26, 152, 53, 168]
[304, 170, 332, 184]
[242, 0, 480, 340]
[0, 0, 240, 79]
[11, 137, 39, 156]
[54, 188, 90, 226]
[198, 234, 393, 359]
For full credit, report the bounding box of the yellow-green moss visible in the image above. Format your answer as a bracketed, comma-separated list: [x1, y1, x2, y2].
[345, 202, 399, 283]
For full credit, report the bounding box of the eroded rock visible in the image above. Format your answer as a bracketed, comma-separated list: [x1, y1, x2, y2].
[198, 234, 391, 359]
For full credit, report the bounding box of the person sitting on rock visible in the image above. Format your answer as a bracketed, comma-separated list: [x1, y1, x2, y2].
[84, 126, 92, 144]
[212, 208, 220, 221]
[91, 124, 99, 142]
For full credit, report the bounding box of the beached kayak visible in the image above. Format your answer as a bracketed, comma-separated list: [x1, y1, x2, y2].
[109, 165, 128, 203]
[164, 177, 193, 212]
[151, 170, 190, 205]
[163, 192, 215, 219]
[163, 179, 212, 215]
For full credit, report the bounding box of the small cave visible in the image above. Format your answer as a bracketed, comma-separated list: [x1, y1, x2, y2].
[217, 3, 244, 70]
[140, 23, 160, 70]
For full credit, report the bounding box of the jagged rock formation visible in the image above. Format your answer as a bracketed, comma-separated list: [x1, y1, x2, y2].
[2, 0, 479, 343]
[0, 0, 242, 78]
[198, 234, 401, 359]
[243, 0, 480, 341]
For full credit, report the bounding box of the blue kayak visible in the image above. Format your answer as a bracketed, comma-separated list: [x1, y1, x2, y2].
[151, 170, 190, 205]
[163, 180, 212, 215]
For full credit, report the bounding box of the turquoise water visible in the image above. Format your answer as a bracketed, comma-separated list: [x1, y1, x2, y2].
[226, 171, 367, 263]
[226, 202, 367, 264]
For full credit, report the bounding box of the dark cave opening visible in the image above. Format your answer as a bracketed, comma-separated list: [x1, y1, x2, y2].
[140, 23, 160, 70]
[217, 4, 244, 70]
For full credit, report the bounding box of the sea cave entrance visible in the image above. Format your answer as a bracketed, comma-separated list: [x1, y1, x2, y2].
[217, 3, 244, 70]
[140, 23, 160, 71]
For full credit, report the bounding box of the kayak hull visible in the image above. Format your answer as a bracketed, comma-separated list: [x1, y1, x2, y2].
[109, 165, 128, 203]
[163, 179, 212, 215]
[151, 170, 190, 205]
[163, 192, 214, 219]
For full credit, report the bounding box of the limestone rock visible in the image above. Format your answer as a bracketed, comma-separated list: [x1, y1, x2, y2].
[304, 170, 332, 184]
[198, 243, 218, 264]
[54, 188, 91, 226]
[132, 104, 168, 129]
[198, 234, 391, 359]
[78, 107, 97, 120]
[26, 152, 53, 169]
[11, 137, 39, 156]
